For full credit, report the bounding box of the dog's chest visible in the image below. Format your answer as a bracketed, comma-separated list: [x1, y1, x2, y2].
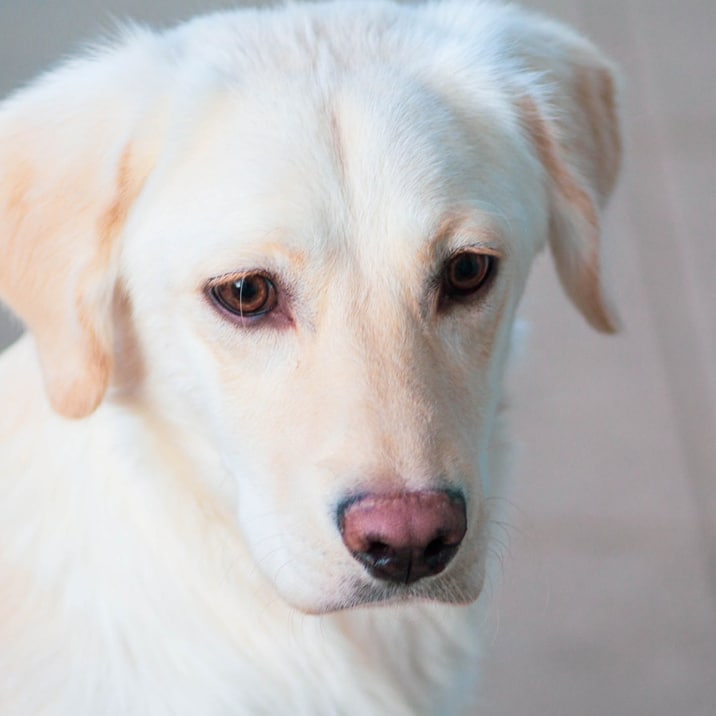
[3, 577, 482, 715]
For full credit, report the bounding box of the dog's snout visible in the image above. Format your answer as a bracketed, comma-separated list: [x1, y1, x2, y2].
[337, 490, 467, 585]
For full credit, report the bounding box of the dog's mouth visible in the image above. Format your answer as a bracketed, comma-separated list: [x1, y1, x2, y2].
[352, 571, 482, 609]
[249, 535, 485, 616]
[299, 568, 485, 615]
[240, 487, 487, 614]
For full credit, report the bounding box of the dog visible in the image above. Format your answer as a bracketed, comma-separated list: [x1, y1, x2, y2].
[0, 1, 621, 713]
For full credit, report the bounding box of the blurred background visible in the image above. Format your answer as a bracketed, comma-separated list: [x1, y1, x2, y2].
[1, 1, 714, 714]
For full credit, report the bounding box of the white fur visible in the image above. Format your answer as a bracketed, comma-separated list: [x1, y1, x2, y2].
[0, 2, 620, 714]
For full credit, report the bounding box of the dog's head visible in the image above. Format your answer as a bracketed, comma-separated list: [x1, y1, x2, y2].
[0, 2, 620, 613]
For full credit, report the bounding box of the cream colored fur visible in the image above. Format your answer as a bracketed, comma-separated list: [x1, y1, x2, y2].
[0, 2, 620, 714]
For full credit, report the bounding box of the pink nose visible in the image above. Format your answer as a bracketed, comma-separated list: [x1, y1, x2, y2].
[338, 490, 467, 585]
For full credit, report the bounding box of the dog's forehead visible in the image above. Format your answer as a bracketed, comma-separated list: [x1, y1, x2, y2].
[125, 50, 534, 289]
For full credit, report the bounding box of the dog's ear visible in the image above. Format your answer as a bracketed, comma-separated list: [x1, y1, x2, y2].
[425, 4, 622, 332]
[509, 14, 622, 333]
[0, 37, 163, 418]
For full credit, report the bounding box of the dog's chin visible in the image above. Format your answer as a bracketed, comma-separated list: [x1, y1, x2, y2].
[283, 570, 486, 616]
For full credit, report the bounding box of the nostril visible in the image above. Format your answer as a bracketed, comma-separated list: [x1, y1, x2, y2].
[425, 535, 448, 559]
[423, 535, 460, 569]
[366, 541, 392, 562]
[352, 539, 398, 574]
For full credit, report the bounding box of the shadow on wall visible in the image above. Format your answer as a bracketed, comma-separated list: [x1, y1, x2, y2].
[0, 310, 23, 350]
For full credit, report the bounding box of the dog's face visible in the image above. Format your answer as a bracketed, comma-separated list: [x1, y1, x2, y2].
[120, 81, 541, 611]
[0, 3, 620, 614]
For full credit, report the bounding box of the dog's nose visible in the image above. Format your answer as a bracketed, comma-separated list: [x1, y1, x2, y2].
[337, 490, 467, 585]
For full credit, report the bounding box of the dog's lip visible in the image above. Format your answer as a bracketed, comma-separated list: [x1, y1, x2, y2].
[292, 571, 483, 615]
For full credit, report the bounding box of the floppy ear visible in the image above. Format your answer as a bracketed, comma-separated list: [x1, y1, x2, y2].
[510, 14, 622, 333]
[0, 36, 163, 418]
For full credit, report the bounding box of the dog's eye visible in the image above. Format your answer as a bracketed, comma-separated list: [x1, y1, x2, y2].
[442, 251, 496, 301]
[209, 274, 278, 318]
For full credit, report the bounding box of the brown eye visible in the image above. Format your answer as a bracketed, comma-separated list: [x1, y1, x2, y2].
[443, 251, 496, 301]
[210, 273, 277, 318]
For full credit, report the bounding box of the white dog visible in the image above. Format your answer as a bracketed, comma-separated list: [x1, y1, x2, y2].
[0, 1, 620, 713]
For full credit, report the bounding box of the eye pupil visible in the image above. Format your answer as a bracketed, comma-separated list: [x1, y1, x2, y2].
[452, 255, 481, 283]
[210, 273, 277, 318]
[443, 251, 495, 300]
[234, 277, 262, 306]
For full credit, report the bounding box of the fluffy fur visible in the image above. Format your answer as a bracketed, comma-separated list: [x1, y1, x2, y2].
[0, 2, 620, 714]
